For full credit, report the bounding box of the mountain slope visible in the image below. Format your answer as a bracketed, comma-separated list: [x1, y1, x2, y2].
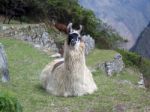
[79, 0, 150, 49]
[132, 23, 150, 58]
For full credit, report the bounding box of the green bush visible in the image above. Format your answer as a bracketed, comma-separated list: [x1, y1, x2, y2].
[140, 58, 150, 78]
[116, 49, 141, 67]
[0, 91, 22, 112]
[46, 0, 122, 48]
[117, 49, 150, 78]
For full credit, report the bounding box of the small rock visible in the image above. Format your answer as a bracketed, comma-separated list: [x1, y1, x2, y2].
[113, 104, 127, 112]
[51, 53, 61, 58]
[138, 74, 145, 88]
[34, 44, 41, 49]
[114, 53, 122, 60]
[138, 80, 144, 85]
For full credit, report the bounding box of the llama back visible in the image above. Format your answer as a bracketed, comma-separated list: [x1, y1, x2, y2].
[40, 60, 63, 89]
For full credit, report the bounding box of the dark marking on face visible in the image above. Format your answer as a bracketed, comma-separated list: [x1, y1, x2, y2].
[68, 33, 81, 46]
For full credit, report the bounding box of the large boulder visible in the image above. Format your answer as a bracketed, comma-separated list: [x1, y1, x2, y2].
[0, 43, 9, 82]
[82, 35, 95, 55]
[97, 54, 125, 76]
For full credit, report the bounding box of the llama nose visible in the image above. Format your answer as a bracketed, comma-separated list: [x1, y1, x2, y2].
[71, 39, 76, 46]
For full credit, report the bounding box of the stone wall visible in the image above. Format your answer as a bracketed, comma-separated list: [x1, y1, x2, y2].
[0, 24, 96, 55]
[0, 23, 58, 54]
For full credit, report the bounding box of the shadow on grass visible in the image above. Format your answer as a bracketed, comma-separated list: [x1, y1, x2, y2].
[34, 84, 47, 94]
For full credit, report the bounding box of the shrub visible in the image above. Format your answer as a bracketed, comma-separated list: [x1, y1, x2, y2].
[0, 91, 22, 112]
[0, 0, 122, 49]
[116, 49, 141, 67]
[117, 49, 150, 78]
[140, 58, 150, 78]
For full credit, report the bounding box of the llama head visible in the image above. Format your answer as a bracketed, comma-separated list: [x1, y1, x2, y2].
[67, 23, 82, 49]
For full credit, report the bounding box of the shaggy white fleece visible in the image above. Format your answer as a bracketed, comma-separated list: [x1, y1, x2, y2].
[40, 41, 97, 97]
[40, 23, 97, 97]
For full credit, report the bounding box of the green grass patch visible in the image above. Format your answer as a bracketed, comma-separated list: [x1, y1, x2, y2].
[86, 49, 117, 67]
[0, 38, 150, 112]
[114, 68, 140, 84]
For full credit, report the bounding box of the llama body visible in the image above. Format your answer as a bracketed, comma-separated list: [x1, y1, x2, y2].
[40, 23, 97, 97]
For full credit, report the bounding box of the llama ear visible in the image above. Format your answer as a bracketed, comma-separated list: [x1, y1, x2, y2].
[78, 25, 82, 33]
[67, 23, 73, 33]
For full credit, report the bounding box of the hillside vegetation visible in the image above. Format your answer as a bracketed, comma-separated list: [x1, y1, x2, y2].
[0, 0, 122, 49]
[0, 38, 150, 112]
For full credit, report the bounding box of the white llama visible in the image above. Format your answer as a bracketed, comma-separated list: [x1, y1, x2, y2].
[40, 23, 97, 97]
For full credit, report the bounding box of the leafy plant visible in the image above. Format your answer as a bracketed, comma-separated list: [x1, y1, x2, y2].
[140, 58, 150, 78]
[0, 91, 22, 112]
[117, 49, 141, 67]
[117, 49, 150, 78]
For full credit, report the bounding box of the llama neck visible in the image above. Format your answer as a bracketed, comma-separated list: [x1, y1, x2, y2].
[64, 43, 86, 72]
[65, 52, 86, 70]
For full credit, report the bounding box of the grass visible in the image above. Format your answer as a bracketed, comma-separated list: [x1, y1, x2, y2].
[114, 68, 140, 84]
[0, 38, 150, 112]
[86, 49, 117, 67]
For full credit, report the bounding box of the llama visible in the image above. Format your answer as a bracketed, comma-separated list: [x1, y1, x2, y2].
[52, 20, 67, 34]
[40, 23, 97, 97]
